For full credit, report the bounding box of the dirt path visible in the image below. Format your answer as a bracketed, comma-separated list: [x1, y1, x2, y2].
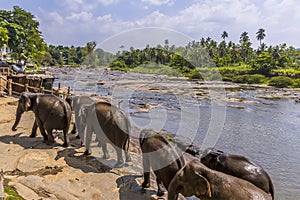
[0, 95, 161, 200]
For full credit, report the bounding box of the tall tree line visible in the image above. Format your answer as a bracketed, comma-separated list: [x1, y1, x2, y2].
[0, 6, 46, 64]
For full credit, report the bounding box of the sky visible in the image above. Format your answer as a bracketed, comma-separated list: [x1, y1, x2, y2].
[1, 0, 300, 50]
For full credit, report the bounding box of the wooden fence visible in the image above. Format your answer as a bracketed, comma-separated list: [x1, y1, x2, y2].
[0, 72, 71, 98]
[0, 67, 16, 76]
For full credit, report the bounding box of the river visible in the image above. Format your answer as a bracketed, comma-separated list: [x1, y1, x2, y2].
[48, 67, 300, 200]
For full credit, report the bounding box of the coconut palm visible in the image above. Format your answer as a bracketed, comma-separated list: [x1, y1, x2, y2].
[221, 31, 228, 42]
[256, 28, 266, 46]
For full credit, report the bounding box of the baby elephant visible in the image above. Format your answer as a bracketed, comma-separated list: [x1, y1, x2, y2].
[78, 101, 131, 168]
[139, 129, 184, 196]
[200, 148, 274, 199]
[168, 159, 272, 200]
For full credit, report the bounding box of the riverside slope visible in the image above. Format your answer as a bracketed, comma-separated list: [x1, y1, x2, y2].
[0, 95, 160, 200]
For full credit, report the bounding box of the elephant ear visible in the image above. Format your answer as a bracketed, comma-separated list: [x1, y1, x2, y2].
[194, 172, 212, 198]
[22, 94, 31, 111]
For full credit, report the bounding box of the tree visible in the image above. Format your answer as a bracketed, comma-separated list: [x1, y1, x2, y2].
[0, 26, 8, 49]
[256, 28, 266, 46]
[221, 31, 228, 42]
[239, 32, 252, 63]
[82, 41, 99, 68]
[252, 51, 275, 76]
[0, 6, 45, 64]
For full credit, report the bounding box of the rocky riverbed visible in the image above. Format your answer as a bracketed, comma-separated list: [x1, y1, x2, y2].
[0, 95, 162, 200]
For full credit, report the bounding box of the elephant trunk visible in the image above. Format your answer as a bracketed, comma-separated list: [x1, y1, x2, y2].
[167, 177, 179, 200]
[11, 108, 23, 131]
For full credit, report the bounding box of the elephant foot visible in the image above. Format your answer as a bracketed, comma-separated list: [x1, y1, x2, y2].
[62, 142, 69, 147]
[126, 155, 132, 162]
[157, 189, 165, 197]
[46, 140, 54, 145]
[114, 162, 124, 168]
[84, 150, 91, 155]
[29, 133, 37, 138]
[142, 182, 150, 188]
[102, 154, 110, 159]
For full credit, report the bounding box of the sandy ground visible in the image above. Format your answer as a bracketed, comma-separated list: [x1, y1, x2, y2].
[0, 95, 162, 200]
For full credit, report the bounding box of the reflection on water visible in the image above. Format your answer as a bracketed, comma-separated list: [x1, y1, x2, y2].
[50, 67, 300, 200]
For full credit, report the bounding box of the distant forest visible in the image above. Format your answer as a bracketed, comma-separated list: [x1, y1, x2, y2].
[1, 6, 300, 87]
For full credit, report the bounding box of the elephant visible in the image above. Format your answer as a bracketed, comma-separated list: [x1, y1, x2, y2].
[77, 101, 131, 168]
[65, 95, 94, 136]
[200, 148, 274, 199]
[139, 129, 184, 196]
[11, 92, 72, 147]
[168, 159, 272, 200]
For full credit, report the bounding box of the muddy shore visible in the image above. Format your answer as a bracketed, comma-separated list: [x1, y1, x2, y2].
[0, 95, 162, 200]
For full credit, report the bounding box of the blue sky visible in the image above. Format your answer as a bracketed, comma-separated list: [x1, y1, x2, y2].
[1, 0, 299, 49]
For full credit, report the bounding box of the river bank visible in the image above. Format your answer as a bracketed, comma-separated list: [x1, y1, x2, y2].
[0, 95, 162, 200]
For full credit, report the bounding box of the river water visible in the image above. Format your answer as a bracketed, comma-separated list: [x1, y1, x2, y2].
[48, 67, 300, 200]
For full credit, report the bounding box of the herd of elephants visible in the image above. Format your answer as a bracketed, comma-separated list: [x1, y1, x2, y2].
[11, 92, 274, 200]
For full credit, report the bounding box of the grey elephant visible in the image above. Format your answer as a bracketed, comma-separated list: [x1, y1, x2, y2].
[168, 159, 272, 200]
[66, 95, 94, 136]
[78, 101, 131, 168]
[12, 92, 72, 147]
[200, 148, 274, 199]
[139, 129, 184, 196]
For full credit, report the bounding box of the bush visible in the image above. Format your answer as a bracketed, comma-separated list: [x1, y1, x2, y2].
[292, 78, 300, 88]
[187, 69, 203, 80]
[232, 74, 267, 84]
[268, 76, 294, 88]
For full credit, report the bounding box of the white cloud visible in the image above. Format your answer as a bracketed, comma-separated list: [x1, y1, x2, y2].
[66, 12, 93, 21]
[42, 11, 64, 25]
[96, 0, 118, 6]
[142, 0, 175, 6]
[60, 0, 95, 11]
[97, 14, 113, 22]
[38, 0, 300, 47]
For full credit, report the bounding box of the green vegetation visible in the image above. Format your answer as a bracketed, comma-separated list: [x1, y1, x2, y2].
[268, 76, 295, 88]
[232, 74, 267, 84]
[1, 7, 300, 88]
[0, 6, 46, 65]
[4, 187, 24, 200]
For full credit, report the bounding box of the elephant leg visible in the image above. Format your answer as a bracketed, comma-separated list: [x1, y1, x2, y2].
[62, 127, 69, 147]
[30, 119, 38, 138]
[142, 155, 151, 188]
[123, 137, 132, 162]
[83, 123, 94, 155]
[46, 128, 55, 145]
[114, 147, 124, 168]
[71, 124, 77, 134]
[102, 143, 110, 159]
[156, 178, 166, 196]
[125, 150, 131, 162]
[36, 120, 48, 142]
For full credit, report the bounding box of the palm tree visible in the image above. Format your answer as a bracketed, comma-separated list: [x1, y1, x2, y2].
[256, 28, 266, 46]
[239, 31, 249, 44]
[221, 31, 228, 42]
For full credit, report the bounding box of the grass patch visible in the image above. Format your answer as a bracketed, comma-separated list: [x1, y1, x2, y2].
[131, 63, 181, 76]
[4, 187, 24, 200]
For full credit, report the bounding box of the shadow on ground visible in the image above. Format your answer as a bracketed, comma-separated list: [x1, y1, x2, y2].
[55, 147, 112, 173]
[117, 175, 159, 200]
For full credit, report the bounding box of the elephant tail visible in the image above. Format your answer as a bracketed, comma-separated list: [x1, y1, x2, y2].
[62, 100, 71, 131]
